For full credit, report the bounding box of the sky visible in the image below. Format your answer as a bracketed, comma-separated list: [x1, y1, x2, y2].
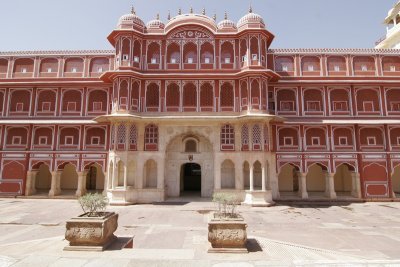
[0, 0, 395, 51]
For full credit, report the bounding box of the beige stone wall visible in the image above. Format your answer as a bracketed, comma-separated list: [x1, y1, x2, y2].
[35, 164, 51, 190]
[392, 166, 400, 193]
[334, 165, 352, 192]
[278, 164, 294, 192]
[306, 164, 325, 192]
[60, 164, 78, 190]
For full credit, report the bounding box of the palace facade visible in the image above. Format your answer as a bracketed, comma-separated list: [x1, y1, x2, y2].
[0, 6, 399, 205]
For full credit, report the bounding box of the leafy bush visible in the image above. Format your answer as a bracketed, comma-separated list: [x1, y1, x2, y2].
[78, 193, 108, 217]
[212, 192, 241, 218]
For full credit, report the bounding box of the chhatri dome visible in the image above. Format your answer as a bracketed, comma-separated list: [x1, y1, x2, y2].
[147, 13, 165, 30]
[117, 7, 145, 31]
[217, 12, 237, 31]
[237, 6, 265, 29]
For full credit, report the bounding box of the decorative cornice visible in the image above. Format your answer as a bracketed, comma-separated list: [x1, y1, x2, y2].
[0, 50, 114, 57]
[269, 48, 400, 55]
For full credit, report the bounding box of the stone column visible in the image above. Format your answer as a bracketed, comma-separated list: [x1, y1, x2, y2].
[214, 158, 221, 190]
[261, 165, 266, 191]
[249, 164, 254, 191]
[49, 171, 61, 197]
[235, 159, 242, 190]
[113, 162, 118, 189]
[157, 158, 165, 190]
[298, 172, 308, 199]
[325, 172, 337, 199]
[123, 164, 128, 189]
[25, 171, 38, 196]
[351, 172, 362, 198]
[76, 171, 88, 197]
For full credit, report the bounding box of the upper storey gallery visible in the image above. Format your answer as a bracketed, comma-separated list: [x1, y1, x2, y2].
[0, 7, 399, 79]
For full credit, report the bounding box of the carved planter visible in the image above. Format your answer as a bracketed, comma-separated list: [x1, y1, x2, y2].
[208, 213, 248, 253]
[64, 211, 118, 251]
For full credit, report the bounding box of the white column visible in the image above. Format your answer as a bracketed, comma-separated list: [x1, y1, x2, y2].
[112, 162, 118, 189]
[249, 164, 254, 191]
[157, 158, 165, 190]
[261, 165, 266, 191]
[351, 172, 362, 198]
[325, 172, 337, 199]
[299, 172, 308, 199]
[25, 171, 38, 196]
[75, 171, 88, 197]
[123, 164, 128, 189]
[49, 171, 61, 197]
[214, 158, 221, 190]
[235, 159, 242, 190]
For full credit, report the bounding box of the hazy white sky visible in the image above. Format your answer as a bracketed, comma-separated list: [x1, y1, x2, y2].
[0, 0, 395, 51]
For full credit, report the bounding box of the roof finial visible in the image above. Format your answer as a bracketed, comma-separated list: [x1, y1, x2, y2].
[190, 7, 193, 14]
[249, 3, 253, 13]
[202, 8, 206, 15]
[178, 8, 182, 15]
[167, 10, 171, 20]
[131, 6, 136, 15]
[213, 13, 217, 21]
[224, 11, 228, 20]
[156, 13, 160, 20]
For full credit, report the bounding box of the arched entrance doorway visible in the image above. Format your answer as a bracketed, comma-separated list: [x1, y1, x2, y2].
[165, 133, 214, 198]
[180, 163, 201, 195]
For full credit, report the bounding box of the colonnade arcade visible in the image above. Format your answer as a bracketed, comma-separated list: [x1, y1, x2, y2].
[277, 163, 362, 199]
[25, 162, 105, 197]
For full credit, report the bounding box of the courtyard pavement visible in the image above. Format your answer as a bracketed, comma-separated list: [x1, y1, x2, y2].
[0, 197, 400, 266]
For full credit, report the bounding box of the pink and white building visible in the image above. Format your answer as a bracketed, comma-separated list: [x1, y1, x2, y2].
[0, 6, 399, 205]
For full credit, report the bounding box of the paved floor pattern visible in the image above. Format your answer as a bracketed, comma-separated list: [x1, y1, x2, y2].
[0, 198, 400, 266]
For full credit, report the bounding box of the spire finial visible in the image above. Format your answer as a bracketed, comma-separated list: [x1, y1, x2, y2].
[167, 10, 171, 20]
[213, 13, 217, 21]
[202, 8, 206, 15]
[131, 6, 136, 15]
[156, 13, 159, 20]
[178, 8, 182, 15]
[190, 7, 193, 14]
[249, 4, 253, 13]
[224, 11, 228, 20]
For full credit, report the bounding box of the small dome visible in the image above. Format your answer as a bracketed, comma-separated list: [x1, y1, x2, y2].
[217, 12, 237, 30]
[237, 7, 265, 29]
[117, 7, 145, 29]
[147, 14, 165, 29]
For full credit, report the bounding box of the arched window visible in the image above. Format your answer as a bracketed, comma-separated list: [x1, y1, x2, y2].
[221, 124, 235, 151]
[185, 139, 197, 152]
[117, 124, 126, 150]
[241, 124, 249, 150]
[129, 124, 137, 150]
[145, 124, 158, 151]
[252, 124, 262, 150]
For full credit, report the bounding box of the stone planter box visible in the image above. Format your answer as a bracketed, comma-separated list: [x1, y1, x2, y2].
[64, 211, 118, 251]
[208, 212, 248, 253]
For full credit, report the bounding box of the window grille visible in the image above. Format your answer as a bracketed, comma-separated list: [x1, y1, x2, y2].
[145, 124, 158, 145]
[117, 124, 126, 144]
[110, 125, 115, 146]
[221, 124, 234, 145]
[241, 124, 249, 145]
[129, 124, 137, 145]
[252, 124, 261, 145]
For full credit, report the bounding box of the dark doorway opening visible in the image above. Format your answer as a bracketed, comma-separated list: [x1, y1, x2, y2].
[181, 163, 201, 193]
[86, 166, 97, 191]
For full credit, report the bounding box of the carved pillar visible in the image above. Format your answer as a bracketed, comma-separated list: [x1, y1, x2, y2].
[235, 158, 242, 190]
[76, 171, 88, 197]
[157, 158, 165, 190]
[113, 162, 118, 189]
[261, 165, 266, 191]
[49, 171, 61, 197]
[25, 171, 38, 196]
[298, 172, 308, 199]
[351, 172, 362, 198]
[214, 158, 221, 190]
[249, 164, 254, 191]
[123, 164, 128, 189]
[325, 172, 337, 199]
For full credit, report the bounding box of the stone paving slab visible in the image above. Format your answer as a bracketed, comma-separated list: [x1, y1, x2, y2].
[1, 199, 400, 266]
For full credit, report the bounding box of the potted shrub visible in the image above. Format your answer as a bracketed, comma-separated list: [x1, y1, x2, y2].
[64, 193, 118, 251]
[208, 192, 248, 253]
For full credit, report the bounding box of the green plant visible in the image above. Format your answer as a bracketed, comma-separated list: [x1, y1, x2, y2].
[78, 193, 108, 217]
[212, 192, 241, 218]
